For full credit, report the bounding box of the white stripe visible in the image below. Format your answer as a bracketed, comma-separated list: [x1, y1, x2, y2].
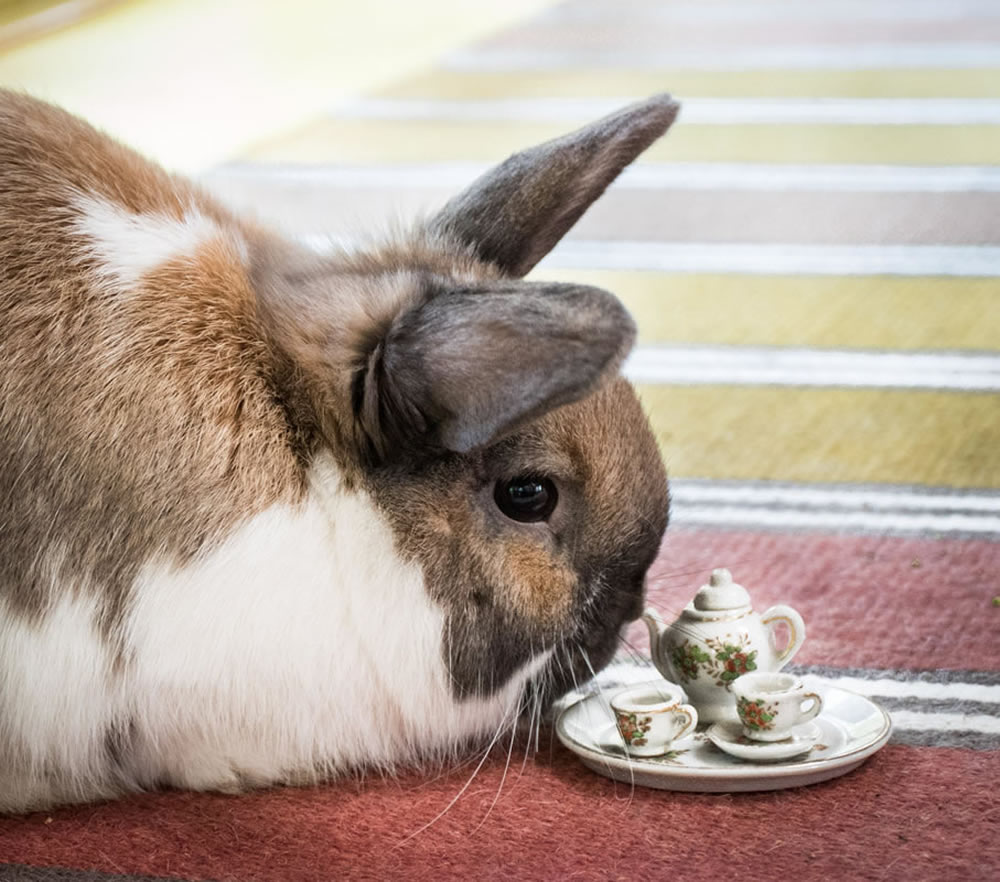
[623, 164, 1000, 192]
[882, 709, 1000, 733]
[673, 506, 1000, 535]
[813, 676, 1000, 705]
[669, 480, 1000, 535]
[624, 346, 1000, 391]
[545, 0, 1000, 24]
[208, 163, 489, 188]
[633, 348, 1000, 373]
[300, 236, 1000, 276]
[669, 482, 1000, 515]
[596, 663, 1000, 706]
[336, 97, 1000, 126]
[540, 241, 1000, 276]
[208, 162, 1000, 194]
[443, 44, 1000, 72]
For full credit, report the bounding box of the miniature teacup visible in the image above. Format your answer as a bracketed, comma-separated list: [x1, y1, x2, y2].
[731, 672, 823, 742]
[611, 685, 698, 757]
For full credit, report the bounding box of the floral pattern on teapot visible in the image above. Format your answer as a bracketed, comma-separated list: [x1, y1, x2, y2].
[670, 633, 759, 686]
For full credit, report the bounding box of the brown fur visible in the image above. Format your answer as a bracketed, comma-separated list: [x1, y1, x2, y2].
[0, 92, 309, 638]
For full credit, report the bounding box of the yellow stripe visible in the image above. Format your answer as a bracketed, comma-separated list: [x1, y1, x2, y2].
[245, 119, 1000, 165]
[527, 272, 1000, 350]
[378, 69, 1000, 100]
[639, 386, 1000, 487]
[0, 0, 559, 171]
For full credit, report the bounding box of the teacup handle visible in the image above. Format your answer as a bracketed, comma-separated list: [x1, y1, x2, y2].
[798, 692, 823, 724]
[672, 704, 699, 740]
[761, 604, 806, 668]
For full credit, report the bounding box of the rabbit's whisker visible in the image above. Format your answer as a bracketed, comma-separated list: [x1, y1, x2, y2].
[575, 643, 636, 804]
[473, 691, 521, 834]
[518, 644, 542, 773]
[617, 634, 654, 669]
[395, 694, 517, 847]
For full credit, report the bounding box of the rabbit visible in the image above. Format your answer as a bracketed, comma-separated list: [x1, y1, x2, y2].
[0, 89, 677, 813]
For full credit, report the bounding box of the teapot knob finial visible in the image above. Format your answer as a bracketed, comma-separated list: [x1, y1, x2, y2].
[709, 568, 732, 587]
[694, 569, 751, 611]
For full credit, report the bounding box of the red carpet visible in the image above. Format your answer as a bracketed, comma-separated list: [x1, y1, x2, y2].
[0, 743, 997, 882]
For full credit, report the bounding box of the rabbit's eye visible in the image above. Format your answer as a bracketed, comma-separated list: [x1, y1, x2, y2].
[494, 477, 558, 523]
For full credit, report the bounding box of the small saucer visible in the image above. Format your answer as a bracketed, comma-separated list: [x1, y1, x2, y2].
[707, 720, 821, 761]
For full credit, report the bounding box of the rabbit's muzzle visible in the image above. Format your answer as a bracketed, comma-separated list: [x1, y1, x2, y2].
[443, 548, 657, 706]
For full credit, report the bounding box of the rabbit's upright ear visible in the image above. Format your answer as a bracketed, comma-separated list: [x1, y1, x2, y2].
[358, 281, 635, 458]
[426, 94, 679, 278]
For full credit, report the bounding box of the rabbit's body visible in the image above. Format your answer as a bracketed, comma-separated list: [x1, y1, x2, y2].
[0, 90, 676, 812]
[1, 453, 531, 810]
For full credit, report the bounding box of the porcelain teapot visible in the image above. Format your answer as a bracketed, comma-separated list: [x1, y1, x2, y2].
[642, 568, 806, 724]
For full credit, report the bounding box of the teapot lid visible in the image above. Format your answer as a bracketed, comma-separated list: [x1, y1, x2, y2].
[693, 568, 751, 611]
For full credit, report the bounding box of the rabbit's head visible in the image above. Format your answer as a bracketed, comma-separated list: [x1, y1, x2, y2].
[256, 95, 678, 707]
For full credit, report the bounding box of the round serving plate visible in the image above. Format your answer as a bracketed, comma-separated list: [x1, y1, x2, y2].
[556, 679, 892, 793]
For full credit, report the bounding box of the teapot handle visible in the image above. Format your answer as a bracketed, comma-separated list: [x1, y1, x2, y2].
[761, 604, 806, 668]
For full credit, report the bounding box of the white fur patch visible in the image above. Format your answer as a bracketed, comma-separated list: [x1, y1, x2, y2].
[0, 586, 123, 810]
[0, 454, 543, 808]
[124, 454, 536, 790]
[73, 193, 226, 289]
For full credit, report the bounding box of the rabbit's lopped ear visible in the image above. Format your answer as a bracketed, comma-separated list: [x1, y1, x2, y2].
[357, 281, 636, 459]
[426, 94, 680, 278]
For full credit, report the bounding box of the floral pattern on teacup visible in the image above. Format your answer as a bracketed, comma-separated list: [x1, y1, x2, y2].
[736, 696, 778, 732]
[670, 633, 758, 686]
[615, 711, 652, 746]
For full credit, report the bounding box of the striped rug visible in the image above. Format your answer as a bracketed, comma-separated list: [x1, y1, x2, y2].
[3, 0, 998, 880]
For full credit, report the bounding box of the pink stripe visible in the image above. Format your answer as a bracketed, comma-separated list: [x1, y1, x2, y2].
[634, 528, 1000, 672]
[210, 183, 1000, 247]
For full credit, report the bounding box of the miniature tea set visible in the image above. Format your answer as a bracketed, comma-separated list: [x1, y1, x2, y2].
[556, 568, 892, 792]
